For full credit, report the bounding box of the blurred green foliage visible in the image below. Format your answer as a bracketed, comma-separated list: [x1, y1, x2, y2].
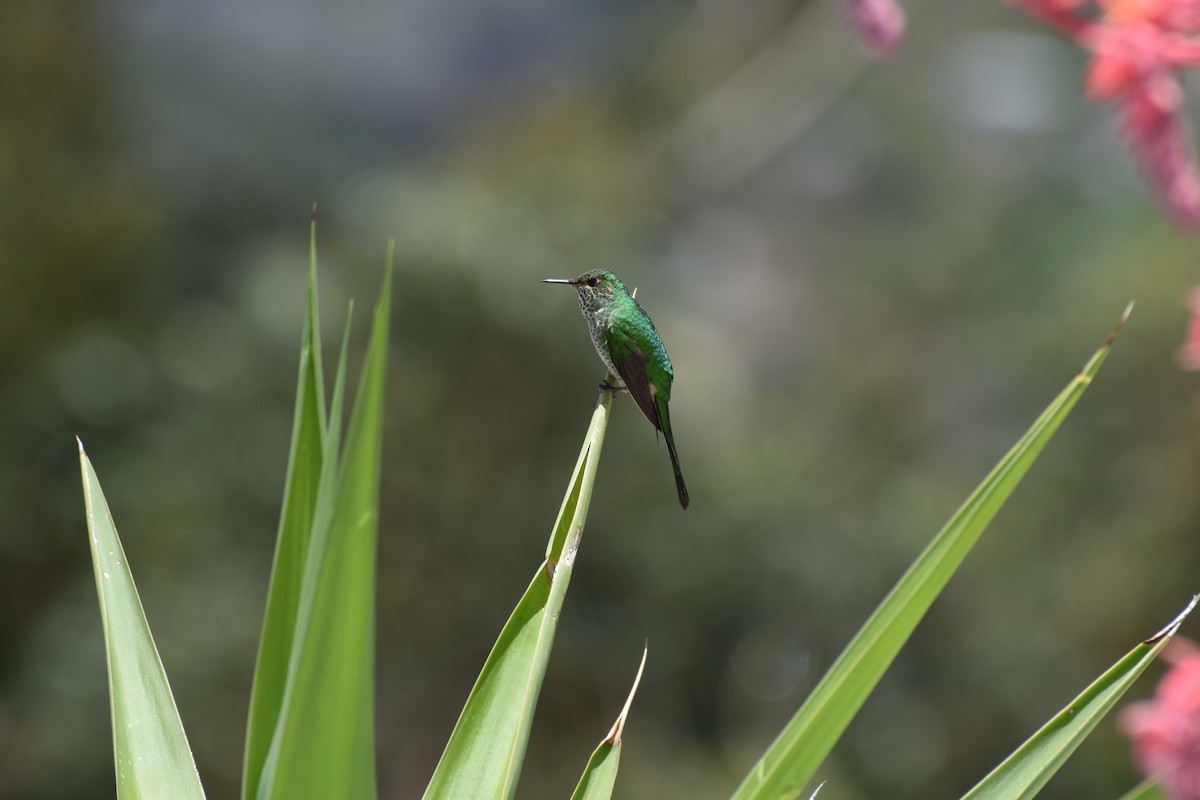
[3, 1, 1200, 799]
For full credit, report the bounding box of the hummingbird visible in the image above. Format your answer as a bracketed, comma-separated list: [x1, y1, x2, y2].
[543, 269, 689, 510]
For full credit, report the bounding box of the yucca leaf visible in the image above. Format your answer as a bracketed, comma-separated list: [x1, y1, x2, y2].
[243, 216, 327, 800]
[256, 251, 392, 800]
[79, 443, 207, 800]
[960, 596, 1197, 800]
[568, 645, 648, 800]
[423, 387, 614, 800]
[730, 305, 1133, 800]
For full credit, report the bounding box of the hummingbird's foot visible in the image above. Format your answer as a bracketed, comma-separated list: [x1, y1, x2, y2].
[599, 380, 625, 394]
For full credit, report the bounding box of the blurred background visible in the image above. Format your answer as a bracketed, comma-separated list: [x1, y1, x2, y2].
[2, 0, 1199, 798]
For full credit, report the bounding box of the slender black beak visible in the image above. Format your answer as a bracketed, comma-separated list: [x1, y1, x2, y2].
[542, 279, 575, 285]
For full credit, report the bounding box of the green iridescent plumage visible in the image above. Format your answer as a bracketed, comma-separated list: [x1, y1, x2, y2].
[544, 269, 689, 510]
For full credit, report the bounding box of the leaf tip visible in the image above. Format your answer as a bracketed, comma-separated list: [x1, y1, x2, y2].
[1106, 301, 1135, 348]
[604, 644, 649, 746]
[810, 780, 828, 800]
[1145, 593, 1200, 645]
[76, 436, 85, 456]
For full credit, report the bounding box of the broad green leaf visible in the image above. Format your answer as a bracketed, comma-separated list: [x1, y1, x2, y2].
[256, 253, 392, 800]
[243, 216, 327, 800]
[423, 387, 614, 800]
[960, 596, 1198, 800]
[731, 305, 1133, 800]
[568, 646, 648, 800]
[79, 443, 207, 800]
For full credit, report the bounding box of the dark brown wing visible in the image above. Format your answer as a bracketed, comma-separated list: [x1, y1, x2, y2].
[613, 344, 663, 432]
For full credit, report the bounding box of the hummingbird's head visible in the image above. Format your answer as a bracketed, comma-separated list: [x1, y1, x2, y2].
[542, 269, 628, 314]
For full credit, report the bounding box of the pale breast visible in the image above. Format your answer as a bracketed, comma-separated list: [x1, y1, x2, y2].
[582, 305, 621, 380]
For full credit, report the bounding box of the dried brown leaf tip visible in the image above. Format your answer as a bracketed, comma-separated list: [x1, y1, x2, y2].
[604, 645, 648, 746]
[1106, 301, 1135, 349]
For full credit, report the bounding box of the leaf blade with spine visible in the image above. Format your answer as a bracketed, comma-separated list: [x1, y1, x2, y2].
[79, 443, 207, 800]
[256, 254, 391, 800]
[423, 388, 614, 800]
[242, 219, 327, 800]
[959, 596, 1197, 800]
[730, 305, 1133, 800]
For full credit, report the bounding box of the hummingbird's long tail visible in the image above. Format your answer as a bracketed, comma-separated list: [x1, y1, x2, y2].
[656, 395, 690, 510]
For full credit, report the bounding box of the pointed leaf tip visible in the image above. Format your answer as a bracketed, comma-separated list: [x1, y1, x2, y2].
[958, 596, 1200, 800]
[81, 450, 207, 799]
[76, 436, 85, 455]
[605, 645, 649, 746]
[1106, 302, 1135, 348]
[1145, 594, 1199, 645]
[809, 781, 827, 800]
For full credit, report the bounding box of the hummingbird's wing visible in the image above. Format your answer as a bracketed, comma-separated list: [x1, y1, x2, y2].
[612, 345, 663, 432]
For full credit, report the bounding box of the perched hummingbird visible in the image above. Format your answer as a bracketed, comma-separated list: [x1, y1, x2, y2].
[543, 269, 689, 510]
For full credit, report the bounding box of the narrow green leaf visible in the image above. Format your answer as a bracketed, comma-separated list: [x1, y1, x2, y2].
[960, 596, 1198, 800]
[1117, 777, 1169, 800]
[569, 645, 648, 800]
[731, 305, 1133, 800]
[257, 253, 392, 800]
[423, 387, 615, 800]
[243, 216, 327, 800]
[79, 443, 207, 800]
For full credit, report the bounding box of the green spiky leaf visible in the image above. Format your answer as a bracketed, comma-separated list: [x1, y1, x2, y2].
[254, 249, 392, 800]
[730, 305, 1133, 800]
[960, 597, 1197, 800]
[243, 216, 327, 800]
[80, 444, 207, 800]
[423, 388, 614, 800]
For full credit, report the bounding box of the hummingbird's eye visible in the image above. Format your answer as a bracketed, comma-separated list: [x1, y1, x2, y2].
[586, 277, 599, 287]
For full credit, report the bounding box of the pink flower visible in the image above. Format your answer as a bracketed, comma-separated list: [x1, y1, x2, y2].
[1120, 639, 1200, 798]
[1101, 0, 1200, 32]
[1012, 0, 1200, 225]
[1084, 21, 1171, 99]
[1121, 78, 1200, 224]
[839, 0, 907, 58]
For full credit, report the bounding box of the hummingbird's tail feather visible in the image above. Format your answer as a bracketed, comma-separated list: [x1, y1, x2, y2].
[670, 445, 690, 510]
[656, 395, 689, 510]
